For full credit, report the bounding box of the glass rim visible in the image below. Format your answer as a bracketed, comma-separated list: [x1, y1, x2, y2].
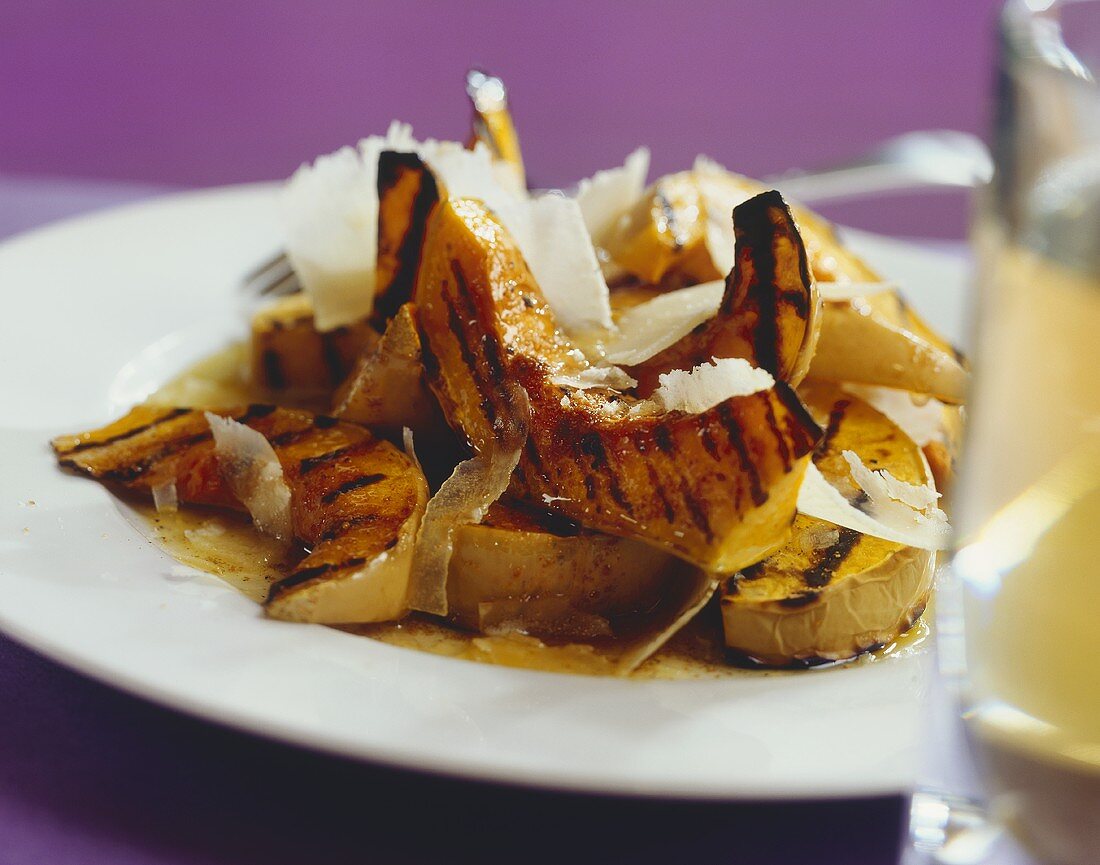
[1001, 0, 1098, 86]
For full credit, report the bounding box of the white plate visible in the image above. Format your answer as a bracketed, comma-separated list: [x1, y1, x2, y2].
[0, 185, 970, 800]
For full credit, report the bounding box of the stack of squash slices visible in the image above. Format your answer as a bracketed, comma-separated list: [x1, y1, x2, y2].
[52, 77, 965, 677]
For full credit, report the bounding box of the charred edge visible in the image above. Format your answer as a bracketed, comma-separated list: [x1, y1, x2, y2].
[652, 423, 675, 456]
[314, 414, 340, 429]
[737, 562, 767, 581]
[678, 477, 714, 542]
[320, 330, 347, 387]
[578, 432, 607, 470]
[779, 288, 810, 315]
[802, 527, 862, 588]
[269, 556, 368, 598]
[376, 154, 440, 320]
[745, 196, 782, 375]
[722, 575, 740, 596]
[761, 397, 791, 469]
[320, 473, 385, 505]
[376, 151, 423, 195]
[583, 474, 597, 501]
[645, 463, 677, 524]
[261, 349, 286, 390]
[299, 443, 358, 475]
[716, 402, 766, 507]
[523, 437, 543, 472]
[818, 398, 851, 455]
[61, 407, 193, 454]
[99, 431, 212, 483]
[237, 404, 279, 422]
[778, 591, 820, 609]
[774, 381, 824, 453]
[699, 419, 722, 462]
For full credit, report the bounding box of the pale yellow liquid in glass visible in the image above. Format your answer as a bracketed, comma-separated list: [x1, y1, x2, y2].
[955, 238, 1100, 863]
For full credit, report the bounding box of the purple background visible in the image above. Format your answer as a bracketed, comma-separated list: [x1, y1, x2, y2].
[4, 0, 1002, 238]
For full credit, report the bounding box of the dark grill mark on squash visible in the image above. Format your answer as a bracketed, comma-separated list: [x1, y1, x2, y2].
[761, 397, 791, 469]
[320, 473, 385, 504]
[819, 399, 851, 455]
[802, 527, 862, 588]
[59, 407, 191, 455]
[96, 431, 213, 482]
[299, 443, 358, 475]
[716, 402, 766, 506]
[778, 591, 820, 609]
[678, 477, 714, 542]
[375, 152, 440, 321]
[646, 463, 677, 523]
[652, 423, 675, 456]
[270, 556, 368, 596]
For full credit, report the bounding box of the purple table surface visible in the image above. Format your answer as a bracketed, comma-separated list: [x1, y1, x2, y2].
[0, 178, 916, 865]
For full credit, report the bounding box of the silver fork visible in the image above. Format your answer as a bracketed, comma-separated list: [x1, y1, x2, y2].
[242, 128, 992, 298]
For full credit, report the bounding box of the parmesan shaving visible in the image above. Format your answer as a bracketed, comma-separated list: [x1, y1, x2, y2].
[283, 123, 617, 336]
[604, 280, 723, 365]
[575, 147, 650, 246]
[205, 412, 293, 542]
[693, 155, 753, 276]
[550, 365, 637, 391]
[151, 481, 178, 514]
[522, 194, 615, 333]
[796, 462, 950, 551]
[842, 384, 946, 447]
[648, 358, 774, 415]
[842, 450, 942, 511]
[281, 121, 413, 331]
[408, 385, 529, 616]
[402, 426, 421, 472]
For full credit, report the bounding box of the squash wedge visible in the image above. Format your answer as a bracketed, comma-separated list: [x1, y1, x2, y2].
[251, 294, 376, 396]
[52, 405, 428, 624]
[719, 382, 935, 666]
[628, 190, 820, 392]
[414, 196, 821, 574]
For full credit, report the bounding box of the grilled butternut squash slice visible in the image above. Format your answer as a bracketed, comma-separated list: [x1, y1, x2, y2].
[251, 294, 377, 396]
[602, 166, 880, 287]
[53, 405, 428, 624]
[374, 151, 441, 323]
[719, 382, 935, 666]
[808, 288, 969, 405]
[628, 191, 820, 392]
[447, 501, 677, 636]
[414, 196, 821, 573]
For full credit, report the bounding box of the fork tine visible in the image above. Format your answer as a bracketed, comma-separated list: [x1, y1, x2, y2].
[242, 252, 299, 296]
[257, 266, 300, 297]
[242, 250, 289, 284]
